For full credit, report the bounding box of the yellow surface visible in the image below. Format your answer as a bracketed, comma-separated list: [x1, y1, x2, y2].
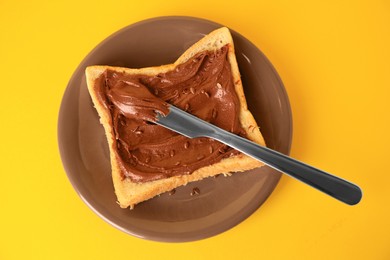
[1, 0, 389, 259]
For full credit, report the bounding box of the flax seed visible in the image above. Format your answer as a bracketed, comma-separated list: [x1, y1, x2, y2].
[191, 187, 200, 196]
[212, 109, 217, 119]
[197, 155, 205, 160]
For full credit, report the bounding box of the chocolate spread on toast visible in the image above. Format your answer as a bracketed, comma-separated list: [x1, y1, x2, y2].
[94, 45, 246, 182]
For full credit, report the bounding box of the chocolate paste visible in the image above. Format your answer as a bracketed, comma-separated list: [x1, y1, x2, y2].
[95, 45, 247, 182]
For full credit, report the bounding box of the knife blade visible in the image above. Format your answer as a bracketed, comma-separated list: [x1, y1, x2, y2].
[156, 105, 362, 205]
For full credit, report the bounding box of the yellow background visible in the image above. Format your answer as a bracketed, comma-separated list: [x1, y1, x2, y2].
[1, 0, 389, 259]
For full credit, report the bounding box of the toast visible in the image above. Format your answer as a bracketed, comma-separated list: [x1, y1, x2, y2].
[86, 27, 265, 209]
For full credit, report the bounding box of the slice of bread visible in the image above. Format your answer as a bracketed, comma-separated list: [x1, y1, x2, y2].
[86, 27, 265, 209]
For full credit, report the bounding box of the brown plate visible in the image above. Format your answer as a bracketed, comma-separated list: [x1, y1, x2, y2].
[58, 16, 292, 242]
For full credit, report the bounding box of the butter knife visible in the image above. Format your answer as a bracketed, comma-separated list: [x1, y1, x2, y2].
[156, 105, 362, 205]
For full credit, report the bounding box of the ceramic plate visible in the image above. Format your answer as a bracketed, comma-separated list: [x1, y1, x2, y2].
[58, 16, 292, 242]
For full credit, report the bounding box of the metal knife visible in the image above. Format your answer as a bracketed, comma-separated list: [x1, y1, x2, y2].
[156, 105, 362, 205]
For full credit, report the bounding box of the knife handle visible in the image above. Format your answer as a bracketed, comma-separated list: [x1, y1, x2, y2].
[212, 131, 362, 205]
[157, 106, 362, 205]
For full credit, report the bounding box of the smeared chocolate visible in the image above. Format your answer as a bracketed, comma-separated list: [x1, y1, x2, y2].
[95, 45, 246, 183]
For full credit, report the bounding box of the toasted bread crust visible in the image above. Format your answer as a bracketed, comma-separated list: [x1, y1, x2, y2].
[86, 27, 265, 208]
